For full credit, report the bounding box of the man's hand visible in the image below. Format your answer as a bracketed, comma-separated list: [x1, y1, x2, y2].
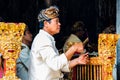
[73, 42, 84, 53]
[77, 53, 89, 64]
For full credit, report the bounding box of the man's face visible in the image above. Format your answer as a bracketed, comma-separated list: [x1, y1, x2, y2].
[44, 18, 61, 35]
[24, 30, 33, 43]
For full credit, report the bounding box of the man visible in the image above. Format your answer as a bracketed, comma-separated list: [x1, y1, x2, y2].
[63, 21, 88, 52]
[29, 6, 88, 80]
[17, 26, 33, 80]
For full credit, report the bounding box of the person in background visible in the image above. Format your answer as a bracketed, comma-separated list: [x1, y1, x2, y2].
[63, 21, 88, 53]
[16, 25, 33, 80]
[28, 6, 89, 80]
[62, 21, 89, 80]
[102, 25, 116, 34]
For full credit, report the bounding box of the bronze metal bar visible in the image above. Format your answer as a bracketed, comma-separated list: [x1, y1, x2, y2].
[94, 65, 96, 80]
[90, 65, 92, 80]
[82, 65, 84, 80]
[100, 65, 102, 80]
[96, 65, 99, 80]
[85, 65, 86, 80]
[88, 65, 89, 80]
[80, 65, 81, 80]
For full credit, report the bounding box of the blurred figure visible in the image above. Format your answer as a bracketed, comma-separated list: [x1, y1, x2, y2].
[102, 25, 116, 34]
[16, 25, 33, 80]
[62, 21, 89, 80]
[63, 21, 88, 52]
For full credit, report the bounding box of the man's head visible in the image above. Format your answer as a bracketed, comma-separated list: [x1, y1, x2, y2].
[102, 25, 116, 34]
[71, 21, 86, 38]
[22, 26, 33, 47]
[38, 6, 61, 35]
[38, 6, 59, 22]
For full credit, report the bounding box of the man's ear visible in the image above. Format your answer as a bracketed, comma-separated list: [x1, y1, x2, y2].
[44, 21, 48, 28]
[44, 21, 49, 26]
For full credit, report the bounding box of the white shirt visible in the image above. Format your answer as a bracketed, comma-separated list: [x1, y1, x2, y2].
[29, 30, 70, 80]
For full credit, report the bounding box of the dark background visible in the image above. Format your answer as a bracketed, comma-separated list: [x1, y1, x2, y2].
[0, 0, 116, 49]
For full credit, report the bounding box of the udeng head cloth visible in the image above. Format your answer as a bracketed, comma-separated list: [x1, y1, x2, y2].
[38, 6, 59, 22]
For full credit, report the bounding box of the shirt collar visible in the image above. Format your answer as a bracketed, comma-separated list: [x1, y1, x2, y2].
[39, 29, 55, 41]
